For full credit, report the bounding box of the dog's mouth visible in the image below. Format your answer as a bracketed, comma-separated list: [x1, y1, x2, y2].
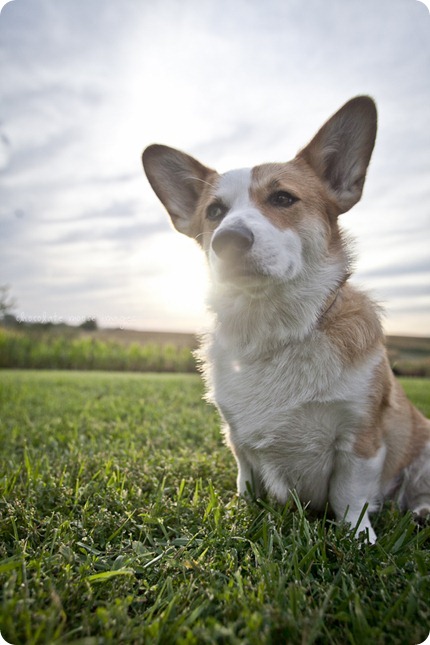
[210, 256, 272, 294]
[215, 259, 261, 281]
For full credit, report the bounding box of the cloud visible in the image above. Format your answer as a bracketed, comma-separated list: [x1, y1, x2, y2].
[1, 0, 429, 333]
[359, 258, 430, 280]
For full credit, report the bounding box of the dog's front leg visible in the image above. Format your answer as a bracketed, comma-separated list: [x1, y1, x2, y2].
[231, 445, 263, 500]
[329, 447, 386, 544]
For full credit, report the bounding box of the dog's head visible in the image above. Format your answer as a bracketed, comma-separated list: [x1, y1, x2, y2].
[142, 97, 377, 293]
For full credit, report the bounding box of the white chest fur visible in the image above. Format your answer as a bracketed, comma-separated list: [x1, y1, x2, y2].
[205, 330, 382, 509]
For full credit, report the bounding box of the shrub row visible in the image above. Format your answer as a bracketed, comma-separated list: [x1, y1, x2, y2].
[0, 328, 196, 372]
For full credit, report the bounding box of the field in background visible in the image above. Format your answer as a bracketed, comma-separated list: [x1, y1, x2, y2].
[0, 326, 196, 372]
[90, 328, 199, 349]
[0, 370, 429, 644]
[1, 324, 429, 375]
[386, 335, 430, 377]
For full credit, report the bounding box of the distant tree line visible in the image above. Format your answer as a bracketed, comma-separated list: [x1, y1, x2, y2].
[1, 285, 99, 332]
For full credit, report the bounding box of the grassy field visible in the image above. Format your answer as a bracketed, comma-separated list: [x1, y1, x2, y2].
[0, 371, 429, 644]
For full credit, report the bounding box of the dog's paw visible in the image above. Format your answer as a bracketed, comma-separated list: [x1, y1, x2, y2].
[412, 504, 430, 526]
[345, 511, 377, 544]
[353, 523, 377, 545]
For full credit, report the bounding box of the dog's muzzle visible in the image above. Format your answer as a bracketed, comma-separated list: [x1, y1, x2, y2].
[211, 225, 254, 260]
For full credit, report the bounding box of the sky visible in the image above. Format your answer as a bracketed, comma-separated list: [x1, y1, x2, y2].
[0, 0, 429, 336]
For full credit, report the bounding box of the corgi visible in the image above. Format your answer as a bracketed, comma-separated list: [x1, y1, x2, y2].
[142, 96, 430, 543]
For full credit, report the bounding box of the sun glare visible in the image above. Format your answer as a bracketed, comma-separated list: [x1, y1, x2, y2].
[155, 233, 211, 331]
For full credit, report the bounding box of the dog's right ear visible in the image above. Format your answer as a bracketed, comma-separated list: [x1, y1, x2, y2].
[142, 144, 215, 237]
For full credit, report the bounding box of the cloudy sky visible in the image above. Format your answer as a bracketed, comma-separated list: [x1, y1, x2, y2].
[0, 0, 429, 335]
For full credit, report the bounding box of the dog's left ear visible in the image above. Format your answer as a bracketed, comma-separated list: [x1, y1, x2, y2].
[297, 96, 377, 213]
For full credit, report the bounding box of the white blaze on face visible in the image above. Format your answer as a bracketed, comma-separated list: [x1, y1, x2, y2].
[215, 168, 253, 210]
[209, 167, 303, 282]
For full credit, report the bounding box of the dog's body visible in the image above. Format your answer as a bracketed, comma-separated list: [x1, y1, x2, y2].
[142, 96, 430, 542]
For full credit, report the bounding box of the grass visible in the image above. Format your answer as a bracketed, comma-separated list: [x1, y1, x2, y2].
[0, 371, 429, 644]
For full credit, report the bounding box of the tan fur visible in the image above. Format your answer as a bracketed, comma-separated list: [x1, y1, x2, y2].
[320, 284, 383, 365]
[381, 374, 430, 482]
[317, 283, 430, 472]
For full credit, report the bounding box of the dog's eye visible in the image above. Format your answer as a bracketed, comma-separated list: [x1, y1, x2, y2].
[206, 201, 227, 221]
[269, 191, 298, 208]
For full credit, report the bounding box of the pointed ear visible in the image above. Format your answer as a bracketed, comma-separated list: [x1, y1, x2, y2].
[297, 96, 377, 213]
[142, 144, 215, 236]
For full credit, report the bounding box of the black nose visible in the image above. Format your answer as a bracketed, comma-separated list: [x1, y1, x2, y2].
[211, 225, 254, 259]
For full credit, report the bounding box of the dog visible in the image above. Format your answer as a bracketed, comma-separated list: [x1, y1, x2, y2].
[142, 96, 430, 542]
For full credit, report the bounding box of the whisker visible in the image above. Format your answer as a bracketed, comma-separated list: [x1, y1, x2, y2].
[185, 175, 217, 190]
[194, 231, 214, 249]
